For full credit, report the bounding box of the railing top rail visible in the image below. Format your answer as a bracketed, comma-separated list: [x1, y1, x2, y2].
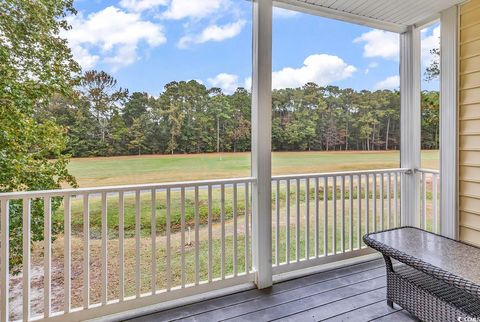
[416, 168, 440, 174]
[0, 177, 256, 199]
[0, 168, 417, 199]
[272, 168, 409, 181]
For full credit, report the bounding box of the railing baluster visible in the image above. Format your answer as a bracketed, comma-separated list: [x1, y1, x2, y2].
[220, 184, 225, 280]
[275, 180, 280, 266]
[332, 176, 337, 255]
[305, 178, 310, 259]
[151, 189, 156, 294]
[194, 187, 200, 284]
[82, 194, 89, 308]
[181, 187, 186, 287]
[394, 172, 398, 227]
[233, 184, 238, 275]
[422, 172, 427, 229]
[357, 175, 361, 249]
[245, 183, 250, 274]
[432, 174, 438, 233]
[380, 173, 384, 230]
[341, 176, 345, 253]
[295, 179, 300, 262]
[101, 192, 108, 304]
[365, 174, 369, 236]
[286, 180, 290, 264]
[1, 199, 9, 322]
[387, 173, 391, 228]
[373, 174, 377, 232]
[349, 175, 353, 251]
[44, 197, 52, 317]
[393, 172, 398, 227]
[166, 188, 172, 291]
[119, 192, 125, 301]
[314, 178, 319, 258]
[64, 196, 71, 313]
[23, 198, 31, 321]
[323, 177, 328, 256]
[208, 185, 213, 281]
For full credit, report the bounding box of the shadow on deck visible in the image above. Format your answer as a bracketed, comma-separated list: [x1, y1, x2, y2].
[125, 258, 417, 321]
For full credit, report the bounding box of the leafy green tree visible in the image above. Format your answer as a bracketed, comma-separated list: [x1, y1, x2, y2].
[0, 0, 79, 271]
[123, 92, 152, 127]
[209, 88, 231, 153]
[227, 88, 251, 152]
[79, 70, 128, 155]
[421, 91, 440, 149]
[127, 117, 148, 155]
[425, 48, 440, 81]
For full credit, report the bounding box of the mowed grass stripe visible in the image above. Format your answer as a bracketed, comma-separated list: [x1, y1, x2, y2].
[67, 150, 439, 188]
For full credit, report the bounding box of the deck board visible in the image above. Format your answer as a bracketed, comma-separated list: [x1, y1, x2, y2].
[124, 259, 416, 322]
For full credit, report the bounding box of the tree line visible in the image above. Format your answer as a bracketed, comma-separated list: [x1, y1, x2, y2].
[39, 70, 440, 158]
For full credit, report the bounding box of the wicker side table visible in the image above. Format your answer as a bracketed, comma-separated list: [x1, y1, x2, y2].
[364, 227, 480, 321]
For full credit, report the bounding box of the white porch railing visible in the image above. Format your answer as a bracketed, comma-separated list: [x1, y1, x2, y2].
[0, 168, 440, 321]
[417, 169, 441, 234]
[0, 178, 255, 322]
[271, 168, 406, 274]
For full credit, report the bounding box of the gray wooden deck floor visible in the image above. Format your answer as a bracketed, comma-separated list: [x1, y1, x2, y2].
[125, 258, 417, 322]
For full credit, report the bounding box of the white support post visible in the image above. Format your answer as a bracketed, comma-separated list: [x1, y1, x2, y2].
[440, 6, 458, 239]
[251, 0, 273, 289]
[400, 25, 421, 227]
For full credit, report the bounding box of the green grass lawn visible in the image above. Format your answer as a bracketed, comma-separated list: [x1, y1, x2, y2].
[67, 150, 439, 187]
[22, 150, 440, 313]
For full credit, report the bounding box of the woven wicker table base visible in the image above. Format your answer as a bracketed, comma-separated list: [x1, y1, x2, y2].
[387, 264, 480, 321]
[364, 227, 480, 322]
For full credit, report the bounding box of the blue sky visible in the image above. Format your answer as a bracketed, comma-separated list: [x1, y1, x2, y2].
[68, 0, 439, 95]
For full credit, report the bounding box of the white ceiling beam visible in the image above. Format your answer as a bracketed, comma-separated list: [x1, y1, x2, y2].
[274, 0, 407, 33]
[413, 14, 440, 30]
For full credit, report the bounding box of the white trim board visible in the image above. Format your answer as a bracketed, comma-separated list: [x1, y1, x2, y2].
[273, 0, 407, 33]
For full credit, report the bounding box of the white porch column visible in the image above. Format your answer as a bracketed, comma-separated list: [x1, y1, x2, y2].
[400, 25, 422, 227]
[251, 0, 273, 288]
[440, 6, 458, 239]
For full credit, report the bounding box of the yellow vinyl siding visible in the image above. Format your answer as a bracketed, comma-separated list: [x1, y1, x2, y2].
[460, 151, 480, 164]
[460, 226, 480, 245]
[459, 0, 480, 246]
[460, 72, 480, 90]
[460, 211, 480, 230]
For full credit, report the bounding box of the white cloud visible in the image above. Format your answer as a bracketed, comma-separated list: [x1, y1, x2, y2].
[375, 75, 399, 90]
[354, 30, 399, 61]
[119, 0, 167, 12]
[244, 77, 252, 90]
[365, 62, 378, 75]
[271, 54, 356, 89]
[355, 26, 440, 67]
[210, 54, 355, 92]
[178, 20, 246, 48]
[422, 25, 440, 67]
[162, 0, 227, 20]
[65, 6, 166, 71]
[273, 7, 299, 19]
[208, 73, 240, 94]
[241, 54, 356, 90]
[69, 44, 99, 70]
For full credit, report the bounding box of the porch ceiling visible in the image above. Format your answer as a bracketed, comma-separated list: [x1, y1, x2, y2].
[274, 0, 465, 32]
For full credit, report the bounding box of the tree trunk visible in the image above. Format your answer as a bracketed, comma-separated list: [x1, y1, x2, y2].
[371, 124, 375, 151]
[385, 117, 390, 150]
[216, 116, 220, 153]
[345, 124, 349, 150]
